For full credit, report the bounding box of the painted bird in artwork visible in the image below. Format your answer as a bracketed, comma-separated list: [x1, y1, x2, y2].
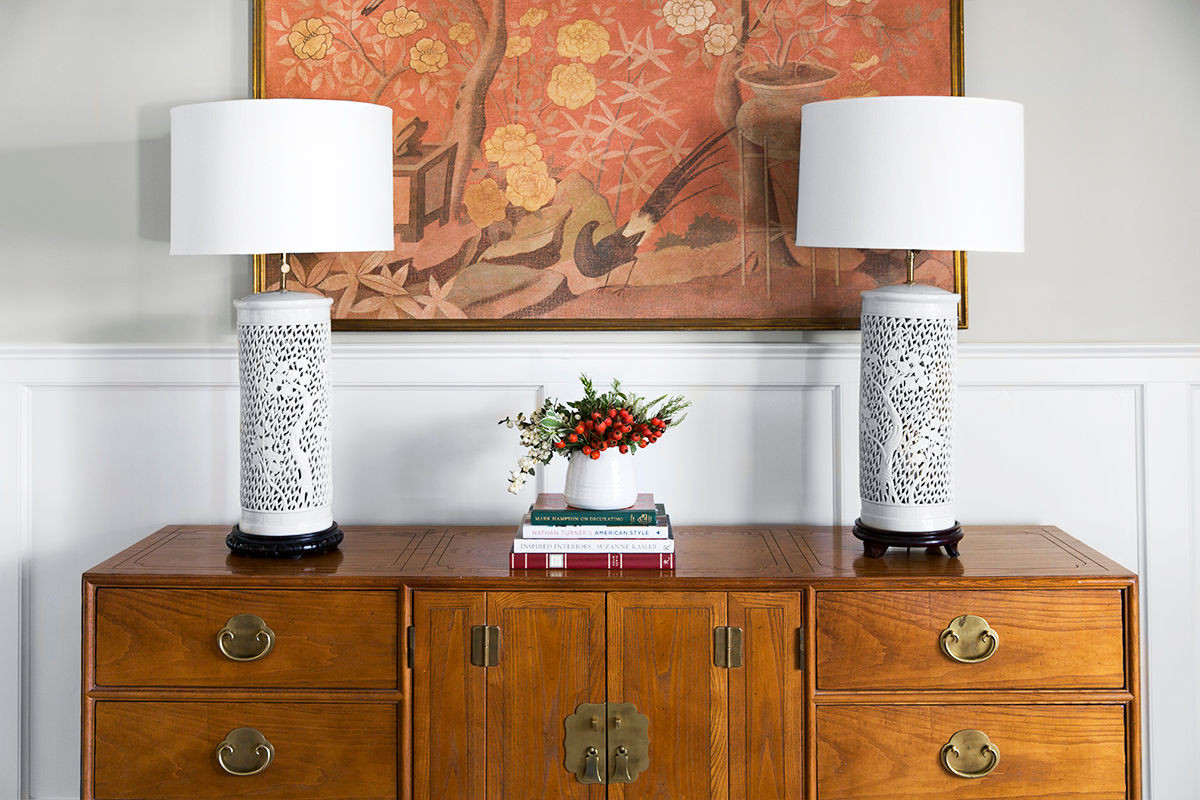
[361, 0, 386, 15]
[573, 128, 732, 285]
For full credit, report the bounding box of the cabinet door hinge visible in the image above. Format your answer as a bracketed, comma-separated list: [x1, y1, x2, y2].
[470, 624, 501, 667]
[406, 625, 415, 669]
[713, 626, 743, 668]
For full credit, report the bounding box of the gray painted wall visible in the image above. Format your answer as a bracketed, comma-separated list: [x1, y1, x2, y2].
[1, 0, 1197, 343]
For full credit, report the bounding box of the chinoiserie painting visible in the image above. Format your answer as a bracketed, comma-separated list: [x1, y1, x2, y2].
[255, 0, 962, 328]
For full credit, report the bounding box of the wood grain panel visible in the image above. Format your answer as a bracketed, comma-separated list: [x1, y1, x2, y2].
[95, 588, 398, 688]
[816, 589, 1125, 690]
[93, 701, 396, 799]
[486, 592, 605, 800]
[728, 592, 804, 800]
[411, 592, 485, 800]
[607, 592, 728, 800]
[815, 704, 1127, 800]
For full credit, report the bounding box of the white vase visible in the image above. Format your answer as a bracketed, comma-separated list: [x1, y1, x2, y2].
[563, 450, 638, 510]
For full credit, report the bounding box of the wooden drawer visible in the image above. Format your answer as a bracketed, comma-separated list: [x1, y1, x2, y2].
[95, 588, 398, 688]
[816, 704, 1127, 800]
[93, 701, 397, 799]
[815, 589, 1125, 690]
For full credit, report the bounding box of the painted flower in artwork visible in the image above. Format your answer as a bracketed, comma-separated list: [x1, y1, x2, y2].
[555, 19, 610, 64]
[662, 0, 716, 35]
[448, 21, 476, 44]
[485, 124, 544, 167]
[546, 62, 598, 109]
[703, 22, 736, 56]
[288, 18, 333, 60]
[378, 6, 426, 38]
[520, 7, 549, 27]
[505, 162, 558, 211]
[409, 37, 449, 73]
[506, 35, 533, 58]
[845, 79, 880, 97]
[463, 179, 509, 227]
[827, 0, 853, 6]
[851, 48, 880, 71]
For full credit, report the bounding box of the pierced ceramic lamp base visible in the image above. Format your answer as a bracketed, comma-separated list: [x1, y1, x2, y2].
[227, 523, 344, 559]
[857, 282, 960, 558]
[232, 290, 339, 558]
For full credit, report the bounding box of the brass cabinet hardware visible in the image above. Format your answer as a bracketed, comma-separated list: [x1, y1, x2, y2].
[582, 747, 603, 784]
[216, 614, 275, 662]
[940, 729, 999, 779]
[565, 703, 608, 783]
[606, 702, 649, 784]
[611, 745, 634, 783]
[713, 626, 744, 668]
[470, 625, 500, 667]
[216, 727, 274, 776]
[564, 702, 650, 785]
[939, 614, 999, 664]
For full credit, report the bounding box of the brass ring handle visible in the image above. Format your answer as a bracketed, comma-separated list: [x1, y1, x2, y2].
[216, 727, 274, 776]
[939, 614, 999, 664]
[217, 614, 275, 662]
[940, 729, 999, 779]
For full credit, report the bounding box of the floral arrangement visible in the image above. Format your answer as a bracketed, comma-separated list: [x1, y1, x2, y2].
[499, 374, 691, 494]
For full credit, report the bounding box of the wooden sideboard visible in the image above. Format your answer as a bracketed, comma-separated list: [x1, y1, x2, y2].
[82, 525, 1140, 799]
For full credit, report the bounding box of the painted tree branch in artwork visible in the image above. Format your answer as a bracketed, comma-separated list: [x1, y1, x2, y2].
[257, 0, 961, 327]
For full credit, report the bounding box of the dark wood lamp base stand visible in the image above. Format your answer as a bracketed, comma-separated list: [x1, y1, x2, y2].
[852, 519, 963, 558]
[226, 523, 344, 558]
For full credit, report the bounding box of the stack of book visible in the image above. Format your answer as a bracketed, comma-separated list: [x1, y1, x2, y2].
[509, 493, 674, 570]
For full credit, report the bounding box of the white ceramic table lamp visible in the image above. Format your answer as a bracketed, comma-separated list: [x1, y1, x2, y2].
[795, 96, 1024, 557]
[171, 99, 393, 557]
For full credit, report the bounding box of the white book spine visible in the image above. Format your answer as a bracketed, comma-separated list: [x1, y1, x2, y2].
[512, 538, 675, 554]
[520, 522, 671, 539]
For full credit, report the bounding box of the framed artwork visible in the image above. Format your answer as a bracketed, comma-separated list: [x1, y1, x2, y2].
[253, 0, 965, 329]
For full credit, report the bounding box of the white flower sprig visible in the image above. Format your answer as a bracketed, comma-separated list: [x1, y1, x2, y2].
[498, 398, 561, 494]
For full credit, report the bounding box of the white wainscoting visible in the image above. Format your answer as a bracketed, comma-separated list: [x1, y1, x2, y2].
[1, 343, 1196, 800]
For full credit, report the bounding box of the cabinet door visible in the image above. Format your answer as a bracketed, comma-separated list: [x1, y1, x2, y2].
[412, 592, 486, 800]
[486, 591, 606, 800]
[607, 592, 728, 800]
[728, 592, 804, 800]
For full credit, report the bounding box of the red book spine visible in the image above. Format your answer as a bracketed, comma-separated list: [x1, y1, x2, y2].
[509, 552, 676, 570]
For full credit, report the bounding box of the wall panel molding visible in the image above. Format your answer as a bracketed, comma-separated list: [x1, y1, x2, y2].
[1, 343, 1196, 799]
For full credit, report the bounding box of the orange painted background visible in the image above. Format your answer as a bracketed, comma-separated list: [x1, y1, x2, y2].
[258, 0, 958, 326]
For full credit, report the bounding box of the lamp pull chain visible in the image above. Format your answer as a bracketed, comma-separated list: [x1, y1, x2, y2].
[279, 253, 290, 292]
[905, 249, 917, 285]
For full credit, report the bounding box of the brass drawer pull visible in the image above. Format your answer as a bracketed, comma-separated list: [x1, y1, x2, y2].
[217, 614, 275, 662]
[940, 729, 999, 778]
[216, 727, 274, 776]
[939, 614, 998, 664]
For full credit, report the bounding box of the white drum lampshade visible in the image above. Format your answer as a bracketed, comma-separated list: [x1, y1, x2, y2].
[795, 96, 1024, 557]
[170, 99, 394, 557]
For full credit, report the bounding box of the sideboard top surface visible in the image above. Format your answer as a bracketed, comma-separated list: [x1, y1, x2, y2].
[83, 525, 1133, 587]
